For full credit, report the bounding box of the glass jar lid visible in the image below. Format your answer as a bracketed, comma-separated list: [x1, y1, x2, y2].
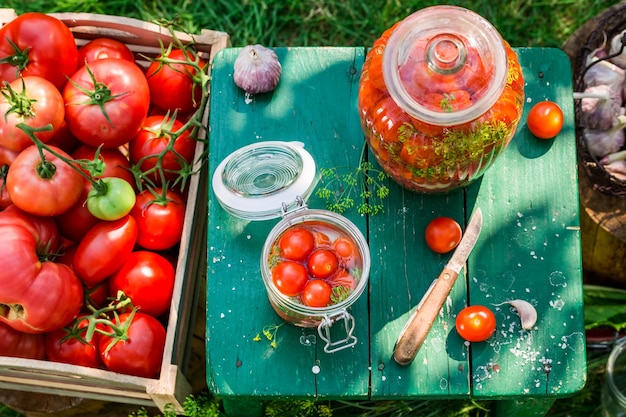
[382, 5, 508, 126]
[212, 141, 317, 221]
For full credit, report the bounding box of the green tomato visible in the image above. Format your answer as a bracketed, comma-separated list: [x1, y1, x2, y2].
[87, 177, 137, 221]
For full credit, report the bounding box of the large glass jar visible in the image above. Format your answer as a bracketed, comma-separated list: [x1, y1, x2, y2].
[358, 6, 525, 193]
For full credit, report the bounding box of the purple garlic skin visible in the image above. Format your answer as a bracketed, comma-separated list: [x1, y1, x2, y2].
[233, 45, 282, 95]
[580, 84, 623, 131]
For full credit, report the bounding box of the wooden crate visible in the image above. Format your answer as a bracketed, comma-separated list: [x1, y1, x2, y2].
[0, 9, 229, 415]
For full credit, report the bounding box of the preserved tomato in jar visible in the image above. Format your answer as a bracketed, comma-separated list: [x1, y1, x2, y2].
[359, 6, 524, 193]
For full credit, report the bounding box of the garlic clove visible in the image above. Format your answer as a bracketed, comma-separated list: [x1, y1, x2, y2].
[233, 44, 282, 95]
[494, 299, 537, 330]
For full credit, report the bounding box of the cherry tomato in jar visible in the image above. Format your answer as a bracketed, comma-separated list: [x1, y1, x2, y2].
[527, 100, 563, 139]
[307, 248, 339, 279]
[301, 279, 332, 307]
[278, 226, 315, 261]
[455, 305, 496, 342]
[272, 261, 309, 297]
[424, 216, 462, 254]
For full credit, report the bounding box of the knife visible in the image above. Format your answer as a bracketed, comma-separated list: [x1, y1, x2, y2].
[392, 207, 483, 366]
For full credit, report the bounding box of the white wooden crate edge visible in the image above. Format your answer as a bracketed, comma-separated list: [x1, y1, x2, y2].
[0, 9, 229, 415]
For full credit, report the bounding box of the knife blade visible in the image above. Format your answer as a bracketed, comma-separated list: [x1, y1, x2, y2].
[392, 207, 483, 366]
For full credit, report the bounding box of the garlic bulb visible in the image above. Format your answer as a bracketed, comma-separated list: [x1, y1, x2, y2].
[233, 44, 282, 95]
[584, 48, 625, 88]
[609, 31, 626, 68]
[578, 84, 622, 131]
[494, 299, 537, 331]
[585, 114, 626, 159]
[604, 160, 626, 181]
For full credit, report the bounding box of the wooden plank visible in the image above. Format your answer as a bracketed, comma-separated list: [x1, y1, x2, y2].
[369, 185, 470, 398]
[206, 47, 369, 402]
[467, 47, 586, 399]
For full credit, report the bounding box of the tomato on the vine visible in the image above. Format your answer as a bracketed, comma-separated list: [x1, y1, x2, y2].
[307, 249, 339, 279]
[0, 12, 79, 91]
[44, 315, 103, 368]
[278, 226, 315, 261]
[6, 145, 84, 216]
[128, 114, 196, 184]
[130, 188, 185, 250]
[424, 216, 463, 254]
[72, 145, 135, 187]
[108, 251, 175, 318]
[98, 311, 166, 378]
[63, 58, 150, 149]
[455, 305, 497, 342]
[272, 261, 309, 297]
[527, 100, 563, 139]
[146, 48, 207, 114]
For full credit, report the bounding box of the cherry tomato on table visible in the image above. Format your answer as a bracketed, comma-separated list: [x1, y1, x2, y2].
[424, 216, 463, 254]
[456, 305, 497, 342]
[527, 100, 563, 139]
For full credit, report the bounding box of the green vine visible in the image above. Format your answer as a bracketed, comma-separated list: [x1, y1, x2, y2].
[315, 144, 389, 215]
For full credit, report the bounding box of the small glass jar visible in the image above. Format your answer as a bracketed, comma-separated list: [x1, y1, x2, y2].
[358, 5, 525, 193]
[212, 141, 370, 353]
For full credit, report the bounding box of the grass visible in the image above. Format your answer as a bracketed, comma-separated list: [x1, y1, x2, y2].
[0, 0, 624, 416]
[1, 0, 624, 48]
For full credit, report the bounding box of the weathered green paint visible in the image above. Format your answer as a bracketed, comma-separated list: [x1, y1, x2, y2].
[206, 47, 585, 417]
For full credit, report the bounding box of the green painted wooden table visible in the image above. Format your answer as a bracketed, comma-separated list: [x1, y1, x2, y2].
[206, 46, 585, 416]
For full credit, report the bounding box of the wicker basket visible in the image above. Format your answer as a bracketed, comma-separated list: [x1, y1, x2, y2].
[566, 1, 626, 197]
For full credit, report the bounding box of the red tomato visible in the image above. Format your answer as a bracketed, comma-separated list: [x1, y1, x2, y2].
[63, 58, 150, 149]
[0, 13, 79, 91]
[527, 100, 563, 139]
[130, 188, 185, 250]
[44, 315, 103, 368]
[272, 261, 309, 297]
[0, 204, 62, 255]
[424, 216, 463, 254]
[0, 224, 41, 298]
[0, 321, 45, 359]
[6, 145, 84, 216]
[327, 269, 356, 290]
[278, 227, 315, 261]
[0, 76, 66, 152]
[332, 237, 356, 260]
[128, 114, 196, 184]
[146, 48, 207, 113]
[456, 305, 497, 342]
[108, 251, 175, 318]
[78, 38, 135, 64]
[0, 261, 83, 334]
[98, 311, 166, 378]
[301, 279, 332, 307]
[73, 215, 138, 287]
[72, 144, 135, 187]
[55, 179, 101, 243]
[307, 249, 339, 279]
[46, 120, 81, 154]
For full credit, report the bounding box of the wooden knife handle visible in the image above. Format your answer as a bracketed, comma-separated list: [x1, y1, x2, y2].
[393, 267, 460, 366]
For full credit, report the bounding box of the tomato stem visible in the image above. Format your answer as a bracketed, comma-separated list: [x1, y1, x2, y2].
[0, 37, 30, 73]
